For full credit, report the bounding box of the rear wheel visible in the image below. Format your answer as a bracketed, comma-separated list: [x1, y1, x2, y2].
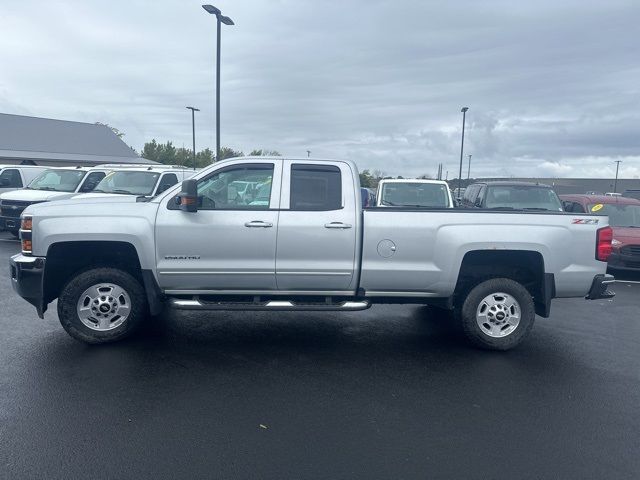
[456, 278, 535, 350]
[58, 267, 148, 344]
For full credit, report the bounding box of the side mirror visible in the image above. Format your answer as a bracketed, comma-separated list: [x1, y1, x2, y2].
[474, 198, 482, 208]
[179, 179, 198, 212]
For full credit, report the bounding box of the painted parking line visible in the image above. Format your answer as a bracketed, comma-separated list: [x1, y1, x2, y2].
[0, 239, 19, 243]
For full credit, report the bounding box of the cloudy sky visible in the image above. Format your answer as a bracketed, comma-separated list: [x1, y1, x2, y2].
[1, 0, 639, 178]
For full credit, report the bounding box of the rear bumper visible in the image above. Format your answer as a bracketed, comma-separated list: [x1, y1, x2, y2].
[10, 254, 47, 318]
[608, 252, 640, 271]
[585, 273, 615, 300]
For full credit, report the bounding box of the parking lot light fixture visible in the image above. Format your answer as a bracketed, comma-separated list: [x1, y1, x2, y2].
[202, 5, 235, 162]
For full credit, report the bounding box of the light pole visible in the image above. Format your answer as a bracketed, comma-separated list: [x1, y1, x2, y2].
[466, 154, 472, 180]
[186, 106, 199, 170]
[306, 150, 311, 158]
[614, 160, 622, 193]
[202, 5, 234, 162]
[457, 107, 469, 199]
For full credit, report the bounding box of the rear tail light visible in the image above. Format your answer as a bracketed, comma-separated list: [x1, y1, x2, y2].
[596, 226, 613, 262]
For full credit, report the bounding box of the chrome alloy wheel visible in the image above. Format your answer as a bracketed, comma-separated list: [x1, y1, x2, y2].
[76, 283, 132, 331]
[476, 292, 521, 338]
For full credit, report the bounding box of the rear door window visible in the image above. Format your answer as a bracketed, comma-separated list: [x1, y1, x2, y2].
[290, 165, 342, 211]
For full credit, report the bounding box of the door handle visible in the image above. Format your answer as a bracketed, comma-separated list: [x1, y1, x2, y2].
[324, 222, 352, 229]
[245, 220, 273, 228]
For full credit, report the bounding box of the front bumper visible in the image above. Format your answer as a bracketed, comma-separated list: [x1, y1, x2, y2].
[585, 273, 615, 300]
[10, 254, 47, 318]
[0, 216, 21, 231]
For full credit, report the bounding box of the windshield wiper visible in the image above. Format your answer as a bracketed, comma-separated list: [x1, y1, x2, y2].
[487, 206, 515, 210]
[90, 188, 105, 193]
[381, 200, 398, 206]
[522, 207, 551, 211]
[32, 187, 58, 191]
[112, 189, 134, 195]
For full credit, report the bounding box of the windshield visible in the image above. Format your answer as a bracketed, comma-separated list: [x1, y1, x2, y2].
[588, 203, 640, 227]
[381, 183, 450, 207]
[485, 185, 563, 211]
[94, 171, 161, 196]
[28, 169, 87, 192]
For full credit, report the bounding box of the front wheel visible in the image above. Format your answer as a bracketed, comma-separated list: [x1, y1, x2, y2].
[58, 268, 148, 344]
[456, 278, 536, 351]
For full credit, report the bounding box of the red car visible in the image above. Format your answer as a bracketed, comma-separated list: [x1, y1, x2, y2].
[561, 194, 640, 271]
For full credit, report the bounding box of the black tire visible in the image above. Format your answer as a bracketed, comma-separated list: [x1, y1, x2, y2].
[455, 277, 535, 351]
[57, 267, 148, 344]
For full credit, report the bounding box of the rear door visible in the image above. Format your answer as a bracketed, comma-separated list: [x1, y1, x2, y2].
[275, 161, 358, 292]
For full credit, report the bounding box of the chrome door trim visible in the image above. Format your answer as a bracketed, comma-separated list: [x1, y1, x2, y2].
[164, 289, 357, 296]
[275, 271, 352, 276]
[159, 271, 273, 276]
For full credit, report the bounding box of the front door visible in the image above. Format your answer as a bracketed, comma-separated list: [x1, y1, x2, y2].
[155, 161, 281, 292]
[275, 161, 358, 292]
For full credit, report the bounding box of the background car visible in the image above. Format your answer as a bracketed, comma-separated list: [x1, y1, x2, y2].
[375, 179, 453, 208]
[0, 165, 48, 194]
[460, 181, 563, 211]
[0, 166, 108, 236]
[561, 194, 640, 271]
[622, 189, 640, 201]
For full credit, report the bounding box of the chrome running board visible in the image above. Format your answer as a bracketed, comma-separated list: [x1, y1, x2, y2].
[169, 297, 371, 312]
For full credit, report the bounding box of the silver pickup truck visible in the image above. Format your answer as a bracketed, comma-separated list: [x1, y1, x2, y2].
[10, 157, 615, 350]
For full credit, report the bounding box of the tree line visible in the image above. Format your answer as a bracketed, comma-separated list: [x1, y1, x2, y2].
[140, 139, 281, 168]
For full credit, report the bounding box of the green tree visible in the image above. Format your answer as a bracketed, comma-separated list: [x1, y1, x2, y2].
[359, 169, 375, 188]
[249, 149, 281, 156]
[217, 147, 243, 161]
[95, 122, 125, 138]
[196, 148, 214, 167]
[141, 139, 161, 161]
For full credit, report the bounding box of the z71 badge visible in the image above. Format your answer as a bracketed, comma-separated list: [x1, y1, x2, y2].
[571, 218, 600, 225]
[164, 255, 201, 260]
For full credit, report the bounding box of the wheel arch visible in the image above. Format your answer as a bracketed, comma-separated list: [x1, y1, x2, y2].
[454, 249, 555, 318]
[43, 241, 163, 315]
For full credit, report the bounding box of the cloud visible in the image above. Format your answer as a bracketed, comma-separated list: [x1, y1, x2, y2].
[0, 0, 638, 179]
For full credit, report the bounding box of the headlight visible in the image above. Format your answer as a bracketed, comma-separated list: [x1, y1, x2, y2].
[20, 215, 32, 254]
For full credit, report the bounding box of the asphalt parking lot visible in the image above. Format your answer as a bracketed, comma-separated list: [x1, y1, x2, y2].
[0, 233, 639, 480]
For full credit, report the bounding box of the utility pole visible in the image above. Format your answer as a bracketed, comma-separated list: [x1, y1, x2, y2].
[186, 106, 199, 170]
[457, 107, 469, 200]
[613, 160, 622, 193]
